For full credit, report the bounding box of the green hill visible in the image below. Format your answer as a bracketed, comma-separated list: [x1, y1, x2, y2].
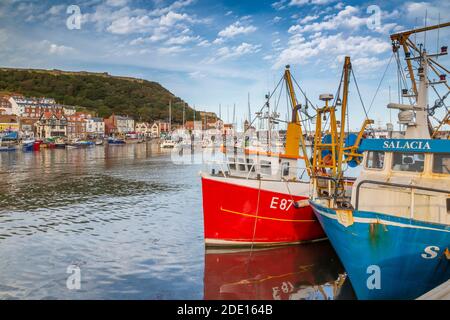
[0, 68, 199, 123]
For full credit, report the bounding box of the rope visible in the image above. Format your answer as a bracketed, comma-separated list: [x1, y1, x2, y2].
[247, 178, 262, 272]
[351, 68, 370, 120]
[367, 52, 394, 115]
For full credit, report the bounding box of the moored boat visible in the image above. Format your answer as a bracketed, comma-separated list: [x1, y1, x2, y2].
[201, 66, 334, 247]
[160, 138, 176, 148]
[107, 137, 126, 145]
[309, 24, 450, 300]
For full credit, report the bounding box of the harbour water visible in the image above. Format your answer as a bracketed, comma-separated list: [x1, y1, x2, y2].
[0, 143, 355, 300]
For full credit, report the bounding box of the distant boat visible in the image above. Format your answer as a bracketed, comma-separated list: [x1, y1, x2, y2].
[160, 139, 176, 148]
[0, 146, 16, 152]
[95, 139, 104, 146]
[75, 140, 94, 147]
[22, 140, 35, 152]
[0, 138, 16, 152]
[107, 137, 126, 145]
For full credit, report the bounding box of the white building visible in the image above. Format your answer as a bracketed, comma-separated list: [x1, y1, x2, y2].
[115, 116, 135, 133]
[9, 96, 57, 116]
[86, 117, 105, 137]
[136, 122, 152, 137]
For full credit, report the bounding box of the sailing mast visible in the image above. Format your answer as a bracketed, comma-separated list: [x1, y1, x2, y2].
[169, 99, 172, 133]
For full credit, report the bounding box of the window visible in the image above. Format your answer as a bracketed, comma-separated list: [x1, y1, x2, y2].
[238, 158, 246, 171]
[282, 162, 290, 176]
[392, 153, 425, 172]
[228, 157, 236, 171]
[246, 159, 255, 172]
[365, 151, 385, 169]
[260, 160, 271, 175]
[432, 153, 450, 174]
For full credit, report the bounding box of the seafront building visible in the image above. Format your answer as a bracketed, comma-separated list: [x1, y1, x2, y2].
[0, 93, 222, 141]
[35, 112, 68, 139]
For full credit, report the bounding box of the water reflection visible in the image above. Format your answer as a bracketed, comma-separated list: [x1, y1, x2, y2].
[204, 241, 355, 300]
[0, 143, 355, 299]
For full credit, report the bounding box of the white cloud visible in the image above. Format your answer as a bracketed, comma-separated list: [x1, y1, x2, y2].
[189, 71, 207, 79]
[214, 42, 262, 61]
[289, 0, 335, 6]
[158, 46, 188, 55]
[149, 0, 196, 16]
[160, 11, 193, 27]
[213, 38, 225, 45]
[288, 6, 377, 33]
[41, 41, 75, 55]
[218, 21, 257, 38]
[106, 15, 154, 34]
[48, 5, 65, 15]
[299, 15, 319, 24]
[106, 0, 128, 7]
[166, 35, 200, 45]
[198, 40, 211, 47]
[273, 33, 390, 69]
[273, 16, 282, 23]
[272, 0, 288, 11]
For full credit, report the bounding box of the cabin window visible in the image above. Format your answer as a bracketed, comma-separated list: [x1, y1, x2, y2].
[365, 151, 385, 169]
[447, 198, 450, 214]
[432, 153, 450, 174]
[282, 162, 290, 176]
[238, 158, 246, 171]
[260, 160, 271, 175]
[228, 157, 236, 171]
[392, 153, 425, 172]
[246, 159, 255, 172]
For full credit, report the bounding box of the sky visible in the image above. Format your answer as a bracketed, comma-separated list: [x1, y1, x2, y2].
[0, 0, 449, 130]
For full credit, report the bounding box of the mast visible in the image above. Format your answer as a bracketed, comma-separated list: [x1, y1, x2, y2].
[169, 99, 172, 133]
[283, 65, 311, 173]
[248, 93, 251, 122]
[389, 21, 449, 139]
[183, 102, 185, 131]
[390, 21, 450, 100]
[337, 56, 351, 179]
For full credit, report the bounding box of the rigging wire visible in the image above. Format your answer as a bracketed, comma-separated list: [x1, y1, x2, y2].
[366, 52, 395, 115]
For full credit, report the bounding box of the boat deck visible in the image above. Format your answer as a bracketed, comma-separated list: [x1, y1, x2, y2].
[417, 280, 450, 300]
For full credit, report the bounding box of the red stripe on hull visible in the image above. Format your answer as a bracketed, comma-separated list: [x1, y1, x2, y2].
[201, 176, 325, 246]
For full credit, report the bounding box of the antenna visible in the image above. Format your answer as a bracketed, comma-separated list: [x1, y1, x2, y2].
[424, 9, 428, 49]
[232, 103, 236, 127]
[247, 92, 251, 122]
[437, 13, 441, 60]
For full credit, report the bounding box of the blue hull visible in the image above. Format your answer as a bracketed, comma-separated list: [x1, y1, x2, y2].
[310, 201, 450, 300]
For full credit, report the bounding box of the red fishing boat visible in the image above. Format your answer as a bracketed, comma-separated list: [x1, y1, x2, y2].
[201, 66, 330, 247]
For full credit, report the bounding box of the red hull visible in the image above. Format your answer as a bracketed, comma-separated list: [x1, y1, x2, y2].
[201, 175, 325, 246]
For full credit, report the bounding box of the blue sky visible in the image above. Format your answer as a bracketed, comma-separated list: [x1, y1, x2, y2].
[0, 0, 449, 130]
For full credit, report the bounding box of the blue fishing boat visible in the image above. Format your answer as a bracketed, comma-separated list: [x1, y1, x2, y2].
[309, 24, 450, 300]
[22, 140, 35, 152]
[107, 137, 126, 145]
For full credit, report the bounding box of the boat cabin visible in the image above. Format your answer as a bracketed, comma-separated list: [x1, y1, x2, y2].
[216, 149, 308, 182]
[353, 139, 450, 225]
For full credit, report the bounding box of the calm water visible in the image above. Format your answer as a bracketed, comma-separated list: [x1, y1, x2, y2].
[0, 143, 355, 300]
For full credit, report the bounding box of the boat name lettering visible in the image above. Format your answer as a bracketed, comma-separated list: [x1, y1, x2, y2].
[421, 246, 440, 259]
[382, 140, 431, 150]
[270, 197, 294, 212]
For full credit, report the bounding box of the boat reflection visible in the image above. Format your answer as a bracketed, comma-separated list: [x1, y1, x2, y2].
[204, 241, 354, 300]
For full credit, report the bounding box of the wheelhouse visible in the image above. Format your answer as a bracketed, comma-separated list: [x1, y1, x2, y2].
[353, 139, 450, 225]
